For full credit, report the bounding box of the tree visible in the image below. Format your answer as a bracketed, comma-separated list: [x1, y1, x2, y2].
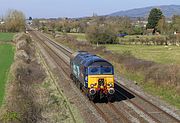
[86, 24, 118, 44]
[132, 26, 144, 35]
[157, 16, 168, 34]
[116, 17, 132, 34]
[5, 9, 25, 32]
[146, 8, 163, 31]
[172, 15, 180, 32]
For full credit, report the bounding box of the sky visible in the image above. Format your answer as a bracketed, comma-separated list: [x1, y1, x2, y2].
[0, 0, 180, 18]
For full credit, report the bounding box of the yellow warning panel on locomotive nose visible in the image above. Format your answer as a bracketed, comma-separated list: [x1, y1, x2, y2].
[88, 75, 114, 88]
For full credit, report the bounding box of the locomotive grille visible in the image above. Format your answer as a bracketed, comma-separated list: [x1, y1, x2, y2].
[98, 78, 104, 86]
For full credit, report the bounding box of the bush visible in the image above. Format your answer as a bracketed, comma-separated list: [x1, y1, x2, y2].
[145, 65, 180, 86]
[86, 24, 118, 44]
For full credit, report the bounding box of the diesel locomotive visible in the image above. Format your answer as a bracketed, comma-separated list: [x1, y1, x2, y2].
[70, 51, 115, 101]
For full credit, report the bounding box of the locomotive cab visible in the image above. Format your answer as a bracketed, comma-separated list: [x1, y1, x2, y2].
[87, 62, 115, 100]
[70, 51, 115, 101]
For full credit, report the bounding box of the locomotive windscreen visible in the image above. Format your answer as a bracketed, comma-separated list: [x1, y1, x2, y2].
[88, 66, 113, 75]
[88, 62, 114, 75]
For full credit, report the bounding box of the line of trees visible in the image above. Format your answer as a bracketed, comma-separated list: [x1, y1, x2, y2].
[33, 8, 180, 45]
[0, 10, 26, 32]
[119, 35, 180, 45]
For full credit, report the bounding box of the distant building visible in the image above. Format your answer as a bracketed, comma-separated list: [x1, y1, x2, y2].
[0, 21, 5, 24]
[131, 20, 148, 28]
[167, 20, 172, 23]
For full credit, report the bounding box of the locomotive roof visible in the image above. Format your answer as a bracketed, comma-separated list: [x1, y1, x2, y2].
[75, 51, 112, 67]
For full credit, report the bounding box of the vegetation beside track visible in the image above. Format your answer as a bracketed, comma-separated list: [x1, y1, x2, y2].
[0, 33, 46, 122]
[142, 82, 180, 108]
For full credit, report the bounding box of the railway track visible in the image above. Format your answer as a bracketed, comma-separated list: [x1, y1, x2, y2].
[115, 83, 180, 123]
[30, 30, 130, 123]
[29, 29, 180, 123]
[30, 30, 132, 123]
[30, 30, 76, 123]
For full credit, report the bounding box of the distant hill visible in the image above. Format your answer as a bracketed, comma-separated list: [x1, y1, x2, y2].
[109, 5, 180, 18]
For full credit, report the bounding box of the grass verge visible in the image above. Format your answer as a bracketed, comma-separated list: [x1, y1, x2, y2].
[117, 64, 180, 108]
[0, 44, 14, 106]
[142, 82, 180, 108]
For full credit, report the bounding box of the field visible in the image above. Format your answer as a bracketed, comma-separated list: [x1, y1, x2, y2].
[0, 44, 14, 106]
[0, 38, 14, 106]
[0, 32, 14, 42]
[105, 44, 180, 64]
[67, 33, 86, 41]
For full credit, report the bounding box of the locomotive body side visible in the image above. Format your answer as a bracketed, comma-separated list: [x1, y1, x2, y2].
[70, 51, 115, 101]
[70, 52, 87, 87]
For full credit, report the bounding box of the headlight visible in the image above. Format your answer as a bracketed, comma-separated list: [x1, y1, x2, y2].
[108, 83, 113, 87]
[90, 84, 94, 88]
[109, 83, 113, 87]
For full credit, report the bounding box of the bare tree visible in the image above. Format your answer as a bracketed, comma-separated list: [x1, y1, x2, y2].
[5, 9, 26, 32]
[157, 16, 168, 35]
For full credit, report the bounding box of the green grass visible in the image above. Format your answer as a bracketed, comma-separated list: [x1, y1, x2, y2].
[0, 44, 14, 106]
[105, 44, 180, 64]
[0, 33, 15, 42]
[142, 82, 180, 108]
[67, 33, 86, 41]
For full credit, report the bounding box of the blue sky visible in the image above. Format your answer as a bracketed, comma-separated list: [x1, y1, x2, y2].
[0, 0, 180, 18]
